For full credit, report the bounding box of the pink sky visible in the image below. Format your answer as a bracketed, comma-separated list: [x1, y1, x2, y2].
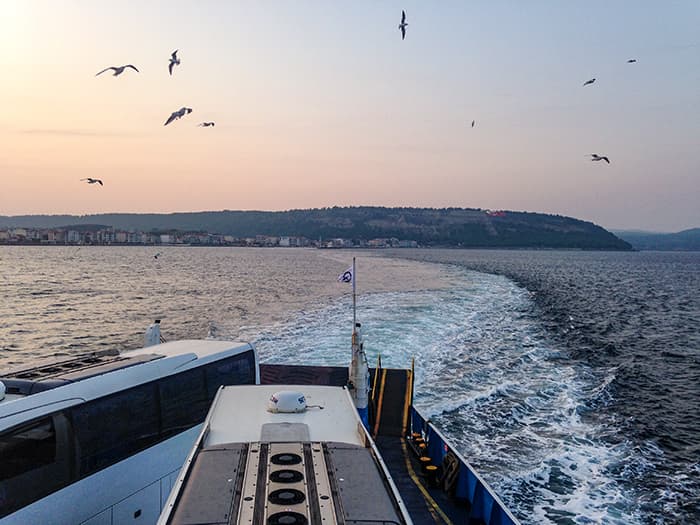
[1, 1, 698, 231]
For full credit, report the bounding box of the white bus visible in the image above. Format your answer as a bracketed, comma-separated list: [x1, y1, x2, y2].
[0, 338, 258, 525]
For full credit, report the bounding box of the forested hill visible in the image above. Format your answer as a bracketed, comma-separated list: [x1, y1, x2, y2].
[0, 207, 631, 250]
[614, 228, 700, 251]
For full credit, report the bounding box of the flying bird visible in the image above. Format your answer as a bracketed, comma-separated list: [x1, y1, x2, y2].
[471, 120, 475, 128]
[583, 78, 596, 86]
[81, 178, 103, 185]
[590, 154, 610, 164]
[198, 122, 215, 127]
[627, 59, 637, 63]
[95, 65, 139, 77]
[164, 107, 193, 126]
[168, 50, 180, 75]
[398, 10, 408, 40]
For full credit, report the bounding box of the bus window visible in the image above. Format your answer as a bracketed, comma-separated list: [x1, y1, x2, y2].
[0, 418, 56, 479]
[72, 383, 160, 477]
[0, 416, 69, 517]
[204, 351, 255, 398]
[159, 367, 208, 438]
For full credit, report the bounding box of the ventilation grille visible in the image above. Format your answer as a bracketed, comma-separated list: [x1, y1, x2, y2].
[235, 442, 338, 525]
[270, 452, 302, 466]
[270, 469, 304, 484]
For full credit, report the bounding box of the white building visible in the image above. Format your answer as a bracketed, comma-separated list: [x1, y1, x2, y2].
[66, 230, 81, 243]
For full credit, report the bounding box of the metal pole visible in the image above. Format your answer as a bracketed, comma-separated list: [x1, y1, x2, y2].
[352, 256, 356, 332]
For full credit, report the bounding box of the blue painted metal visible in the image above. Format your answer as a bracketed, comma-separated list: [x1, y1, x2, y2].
[357, 405, 369, 429]
[410, 407, 521, 525]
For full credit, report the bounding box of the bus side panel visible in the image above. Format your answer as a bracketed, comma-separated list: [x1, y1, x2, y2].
[1, 426, 201, 525]
[113, 481, 160, 524]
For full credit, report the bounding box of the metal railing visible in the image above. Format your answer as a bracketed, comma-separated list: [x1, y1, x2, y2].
[410, 408, 521, 525]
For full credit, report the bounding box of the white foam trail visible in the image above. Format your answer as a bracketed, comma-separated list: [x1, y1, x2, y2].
[252, 266, 645, 524]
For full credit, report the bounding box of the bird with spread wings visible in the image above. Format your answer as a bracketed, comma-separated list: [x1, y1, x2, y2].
[95, 65, 139, 77]
[399, 10, 408, 40]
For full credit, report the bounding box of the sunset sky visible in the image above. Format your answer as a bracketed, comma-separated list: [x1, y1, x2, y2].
[0, 1, 698, 231]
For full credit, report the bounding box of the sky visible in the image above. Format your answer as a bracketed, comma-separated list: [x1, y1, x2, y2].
[0, 1, 698, 232]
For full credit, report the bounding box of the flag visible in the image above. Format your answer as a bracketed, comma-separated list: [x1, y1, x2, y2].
[338, 266, 353, 284]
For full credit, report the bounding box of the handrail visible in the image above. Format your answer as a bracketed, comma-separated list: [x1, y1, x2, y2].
[411, 408, 521, 525]
[371, 354, 382, 402]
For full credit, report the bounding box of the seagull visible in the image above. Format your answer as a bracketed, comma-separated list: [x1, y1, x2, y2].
[590, 154, 610, 164]
[471, 120, 475, 128]
[164, 107, 193, 126]
[81, 178, 103, 185]
[154, 252, 161, 259]
[627, 59, 637, 63]
[398, 10, 408, 40]
[95, 65, 139, 77]
[583, 78, 596, 86]
[168, 50, 180, 75]
[198, 122, 215, 127]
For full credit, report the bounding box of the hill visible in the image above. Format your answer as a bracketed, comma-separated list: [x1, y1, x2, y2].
[0, 207, 632, 250]
[614, 228, 700, 251]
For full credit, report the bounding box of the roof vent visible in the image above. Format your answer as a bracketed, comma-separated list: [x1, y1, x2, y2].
[270, 453, 302, 466]
[268, 391, 307, 413]
[268, 488, 305, 505]
[267, 512, 307, 525]
[270, 469, 304, 483]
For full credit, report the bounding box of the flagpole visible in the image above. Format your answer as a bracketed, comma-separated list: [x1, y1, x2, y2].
[352, 256, 356, 333]
[348, 256, 368, 428]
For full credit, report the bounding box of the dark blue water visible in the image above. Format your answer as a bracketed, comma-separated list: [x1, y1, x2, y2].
[385, 249, 700, 524]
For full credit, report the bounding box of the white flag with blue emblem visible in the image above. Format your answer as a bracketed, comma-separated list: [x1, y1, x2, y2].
[338, 266, 353, 284]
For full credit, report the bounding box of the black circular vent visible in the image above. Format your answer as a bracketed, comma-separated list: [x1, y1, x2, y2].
[270, 469, 304, 483]
[270, 453, 302, 465]
[267, 511, 308, 525]
[268, 488, 306, 505]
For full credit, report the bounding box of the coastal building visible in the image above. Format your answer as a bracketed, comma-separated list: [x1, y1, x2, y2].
[47, 230, 66, 243]
[0, 226, 415, 248]
[367, 238, 387, 248]
[66, 230, 80, 243]
[398, 240, 418, 248]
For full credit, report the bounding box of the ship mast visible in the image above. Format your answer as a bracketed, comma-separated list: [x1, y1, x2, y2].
[352, 256, 357, 329]
[348, 257, 369, 428]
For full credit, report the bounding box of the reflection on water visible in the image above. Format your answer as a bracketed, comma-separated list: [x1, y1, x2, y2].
[0, 246, 449, 367]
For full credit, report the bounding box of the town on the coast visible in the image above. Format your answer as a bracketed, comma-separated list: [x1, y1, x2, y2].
[0, 226, 419, 249]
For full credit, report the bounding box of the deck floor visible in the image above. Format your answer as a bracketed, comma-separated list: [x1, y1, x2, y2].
[376, 436, 472, 525]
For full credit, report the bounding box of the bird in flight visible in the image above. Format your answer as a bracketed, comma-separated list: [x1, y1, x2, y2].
[398, 10, 408, 40]
[81, 178, 104, 185]
[590, 154, 610, 164]
[168, 50, 180, 75]
[471, 120, 475, 128]
[583, 78, 596, 86]
[164, 107, 193, 126]
[95, 65, 139, 77]
[627, 59, 637, 63]
[198, 122, 215, 127]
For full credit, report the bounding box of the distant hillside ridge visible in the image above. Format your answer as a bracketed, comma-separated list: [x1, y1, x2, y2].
[614, 228, 700, 251]
[0, 207, 632, 250]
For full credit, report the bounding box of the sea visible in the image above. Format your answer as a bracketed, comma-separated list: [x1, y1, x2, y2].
[1, 246, 698, 525]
